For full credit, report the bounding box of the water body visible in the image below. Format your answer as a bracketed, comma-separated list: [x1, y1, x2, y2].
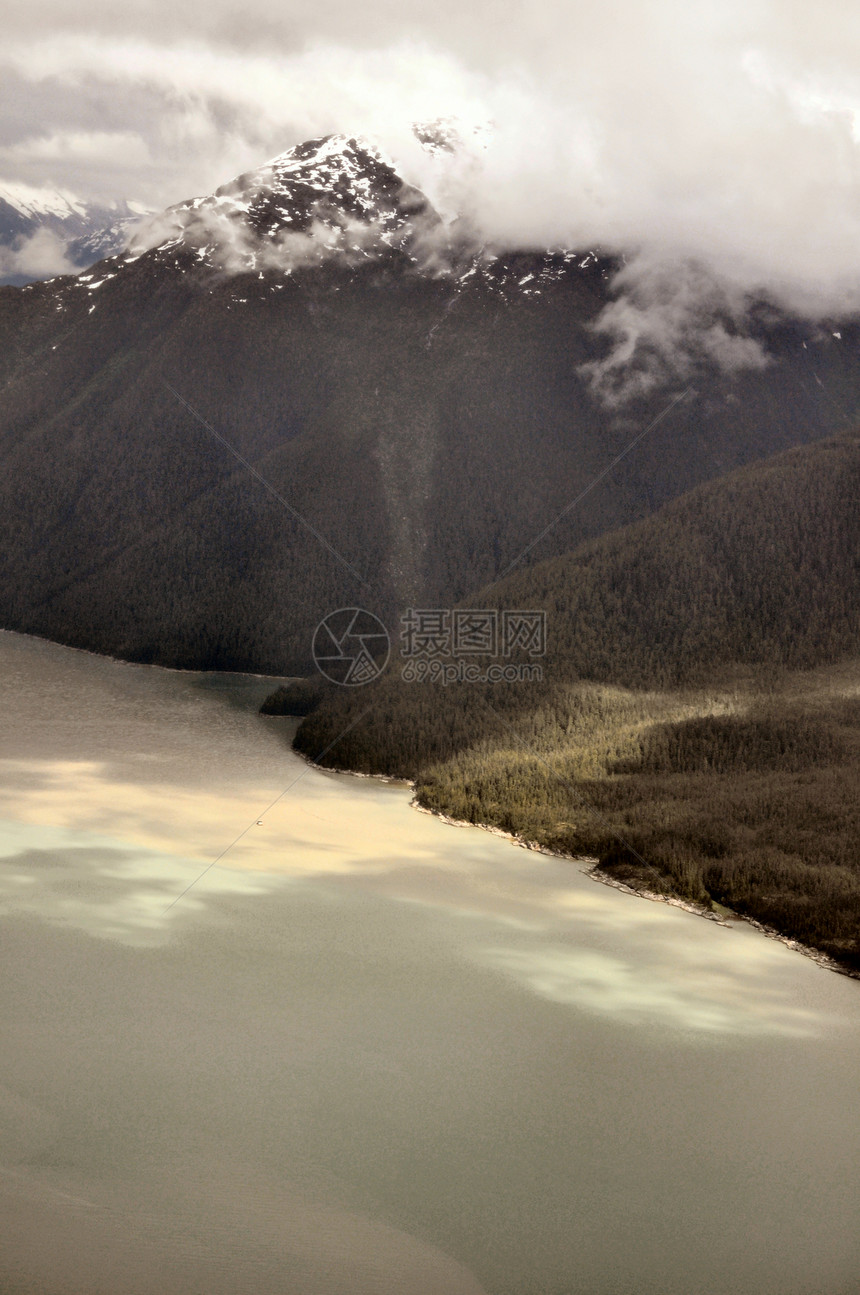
[1, 628, 859, 1295]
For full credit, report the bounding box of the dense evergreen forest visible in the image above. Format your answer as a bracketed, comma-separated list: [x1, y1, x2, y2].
[287, 433, 860, 970]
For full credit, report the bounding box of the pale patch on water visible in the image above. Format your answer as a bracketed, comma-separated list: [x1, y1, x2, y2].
[0, 784, 835, 1038]
[0, 817, 282, 944]
[479, 944, 821, 1037]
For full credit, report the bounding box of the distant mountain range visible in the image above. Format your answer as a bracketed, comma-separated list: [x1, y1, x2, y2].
[1, 130, 858, 672]
[0, 181, 149, 286]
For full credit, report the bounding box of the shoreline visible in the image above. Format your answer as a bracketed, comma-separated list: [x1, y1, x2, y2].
[295, 743, 858, 980]
[411, 799, 859, 979]
[0, 627, 296, 683]
[4, 625, 854, 980]
[586, 865, 856, 977]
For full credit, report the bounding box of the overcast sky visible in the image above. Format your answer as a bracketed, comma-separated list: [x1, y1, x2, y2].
[5, 0, 860, 323]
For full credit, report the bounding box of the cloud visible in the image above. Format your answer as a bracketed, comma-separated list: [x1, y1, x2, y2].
[479, 942, 818, 1036]
[580, 257, 772, 407]
[6, 130, 151, 167]
[6, 14, 860, 307]
[132, 200, 430, 278]
[0, 226, 77, 279]
[4, 2, 860, 390]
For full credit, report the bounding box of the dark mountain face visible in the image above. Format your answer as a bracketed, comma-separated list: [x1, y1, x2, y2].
[481, 429, 860, 687]
[1, 133, 859, 673]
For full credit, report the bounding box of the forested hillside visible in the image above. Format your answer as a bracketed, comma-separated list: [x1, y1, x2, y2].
[290, 433, 860, 969]
[483, 427, 860, 688]
[295, 430, 860, 773]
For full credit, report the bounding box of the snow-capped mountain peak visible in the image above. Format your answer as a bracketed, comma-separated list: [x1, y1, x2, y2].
[262, 132, 393, 183]
[131, 133, 439, 275]
[25, 129, 608, 302]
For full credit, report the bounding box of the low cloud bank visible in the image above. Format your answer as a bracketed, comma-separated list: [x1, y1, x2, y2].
[0, 227, 77, 280]
[579, 258, 773, 407]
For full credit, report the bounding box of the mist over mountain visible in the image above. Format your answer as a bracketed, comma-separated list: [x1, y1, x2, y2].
[1, 132, 858, 673]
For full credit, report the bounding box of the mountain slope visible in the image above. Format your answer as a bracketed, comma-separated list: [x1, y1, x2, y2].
[1, 133, 859, 673]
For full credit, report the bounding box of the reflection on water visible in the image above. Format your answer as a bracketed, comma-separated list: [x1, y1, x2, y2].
[1, 630, 860, 1295]
[480, 944, 821, 1036]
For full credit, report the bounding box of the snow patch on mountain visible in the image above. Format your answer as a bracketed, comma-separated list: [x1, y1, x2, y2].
[0, 181, 88, 223]
[68, 210, 152, 265]
[413, 117, 493, 158]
